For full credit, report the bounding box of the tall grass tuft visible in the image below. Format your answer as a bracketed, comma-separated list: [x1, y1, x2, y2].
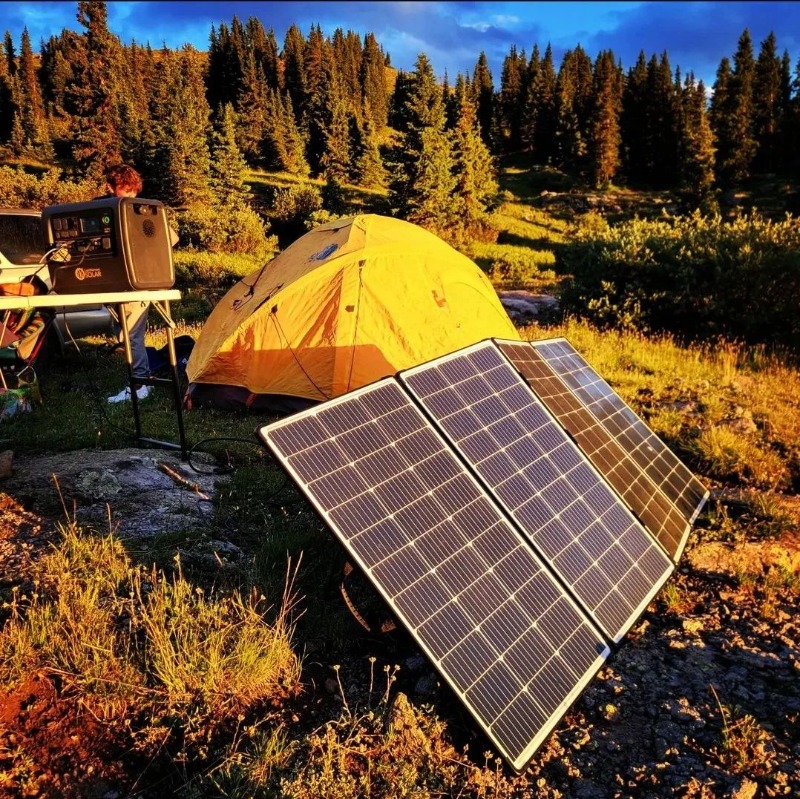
[0, 522, 301, 742]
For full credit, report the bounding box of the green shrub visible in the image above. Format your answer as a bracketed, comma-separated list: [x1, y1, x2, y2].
[558, 211, 800, 350]
[177, 202, 277, 258]
[0, 166, 100, 209]
[271, 184, 323, 225]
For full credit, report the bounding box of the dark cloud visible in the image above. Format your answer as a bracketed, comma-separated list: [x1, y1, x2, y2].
[5, 1, 798, 88]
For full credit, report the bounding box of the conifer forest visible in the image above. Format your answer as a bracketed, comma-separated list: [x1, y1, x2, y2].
[2, 1, 799, 239]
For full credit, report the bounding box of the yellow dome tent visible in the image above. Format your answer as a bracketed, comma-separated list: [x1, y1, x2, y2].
[186, 214, 520, 410]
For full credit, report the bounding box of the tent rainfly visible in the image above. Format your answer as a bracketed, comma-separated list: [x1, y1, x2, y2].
[186, 214, 520, 411]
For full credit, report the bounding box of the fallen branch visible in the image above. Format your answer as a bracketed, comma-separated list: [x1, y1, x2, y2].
[157, 462, 211, 500]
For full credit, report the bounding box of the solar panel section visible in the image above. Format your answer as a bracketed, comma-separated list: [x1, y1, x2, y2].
[526, 338, 709, 560]
[400, 342, 674, 643]
[496, 339, 693, 562]
[257, 379, 610, 773]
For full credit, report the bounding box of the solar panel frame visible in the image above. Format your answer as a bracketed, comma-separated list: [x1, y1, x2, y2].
[399, 341, 675, 644]
[515, 337, 709, 561]
[257, 378, 611, 773]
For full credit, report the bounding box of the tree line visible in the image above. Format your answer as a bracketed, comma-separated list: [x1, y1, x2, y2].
[1, 1, 799, 243]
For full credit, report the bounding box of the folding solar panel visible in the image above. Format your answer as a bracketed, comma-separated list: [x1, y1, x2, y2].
[496, 339, 695, 562]
[257, 379, 610, 772]
[400, 341, 674, 643]
[516, 338, 709, 561]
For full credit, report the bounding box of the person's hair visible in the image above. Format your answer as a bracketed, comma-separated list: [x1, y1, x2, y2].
[104, 163, 143, 195]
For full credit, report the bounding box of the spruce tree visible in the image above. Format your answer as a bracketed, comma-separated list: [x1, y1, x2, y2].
[68, 0, 122, 179]
[679, 76, 717, 212]
[320, 95, 351, 182]
[498, 45, 528, 150]
[644, 52, 681, 187]
[471, 51, 495, 148]
[588, 50, 622, 188]
[282, 24, 307, 127]
[520, 45, 541, 153]
[236, 52, 268, 163]
[361, 33, 388, 131]
[451, 89, 498, 240]
[14, 28, 53, 158]
[554, 46, 594, 174]
[719, 29, 757, 185]
[388, 53, 457, 236]
[0, 32, 16, 143]
[211, 102, 249, 209]
[148, 47, 214, 207]
[621, 51, 649, 183]
[352, 103, 387, 188]
[752, 31, 781, 174]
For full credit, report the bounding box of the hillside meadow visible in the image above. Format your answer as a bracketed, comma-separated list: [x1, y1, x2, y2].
[0, 161, 798, 797]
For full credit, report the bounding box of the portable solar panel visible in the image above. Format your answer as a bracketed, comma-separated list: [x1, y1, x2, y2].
[257, 379, 610, 772]
[496, 339, 694, 562]
[518, 338, 709, 561]
[400, 341, 674, 643]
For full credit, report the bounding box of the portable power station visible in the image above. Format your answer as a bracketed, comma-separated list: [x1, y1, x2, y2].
[41, 197, 175, 293]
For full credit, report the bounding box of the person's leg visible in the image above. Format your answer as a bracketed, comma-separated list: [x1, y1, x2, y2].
[122, 301, 150, 381]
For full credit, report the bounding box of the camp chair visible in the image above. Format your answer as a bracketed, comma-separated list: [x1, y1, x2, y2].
[0, 279, 52, 417]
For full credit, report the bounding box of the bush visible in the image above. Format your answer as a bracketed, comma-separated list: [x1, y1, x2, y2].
[558, 211, 800, 351]
[271, 184, 323, 225]
[488, 249, 557, 286]
[177, 202, 277, 259]
[0, 166, 100, 209]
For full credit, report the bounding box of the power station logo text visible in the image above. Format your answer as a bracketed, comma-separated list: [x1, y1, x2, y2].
[75, 267, 103, 280]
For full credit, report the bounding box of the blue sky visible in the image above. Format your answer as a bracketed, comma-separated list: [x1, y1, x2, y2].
[5, 1, 799, 88]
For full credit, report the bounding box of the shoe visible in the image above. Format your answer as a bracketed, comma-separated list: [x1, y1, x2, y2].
[107, 385, 152, 404]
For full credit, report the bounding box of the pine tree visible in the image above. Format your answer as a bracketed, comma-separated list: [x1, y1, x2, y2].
[320, 95, 351, 182]
[13, 28, 53, 158]
[752, 31, 781, 174]
[361, 33, 388, 131]
[388, 53, 457, 235]
[210, 102, 249, 209]
[621, 51, 649, 183]
[717, 29, 757, 185]
[0, 31, 16, 143]
[678, 75, 717, 212]
[68, 1, 122, 179]
[498, 45, 528, 150]
[589, 50, 622, 188]
[471, 51, 495, 148]
[554, 46, 594, 174]
[352, 104, 387, 188]
[148, 47, 214, 206]
[282, 24, 307, 127]
[451, 89, 498, 240]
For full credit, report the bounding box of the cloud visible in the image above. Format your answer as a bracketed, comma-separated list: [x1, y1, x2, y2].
[4, 0, 798, 89]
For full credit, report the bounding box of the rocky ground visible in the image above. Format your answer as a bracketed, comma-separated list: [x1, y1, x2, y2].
[0, 445, 798, 798]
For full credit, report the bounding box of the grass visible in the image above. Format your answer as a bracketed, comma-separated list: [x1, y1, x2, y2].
[1, 159, 799, 795]
[0, 523, 301, 759]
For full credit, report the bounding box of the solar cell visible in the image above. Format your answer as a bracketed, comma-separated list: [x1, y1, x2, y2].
[258, 378, 610, 772]
[496, 339, 696, 562]
[401, 341, 674, 643]
[518, 338, 708, 561]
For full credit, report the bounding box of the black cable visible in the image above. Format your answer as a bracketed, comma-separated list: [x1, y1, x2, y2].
[268, 310, 330, 402]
